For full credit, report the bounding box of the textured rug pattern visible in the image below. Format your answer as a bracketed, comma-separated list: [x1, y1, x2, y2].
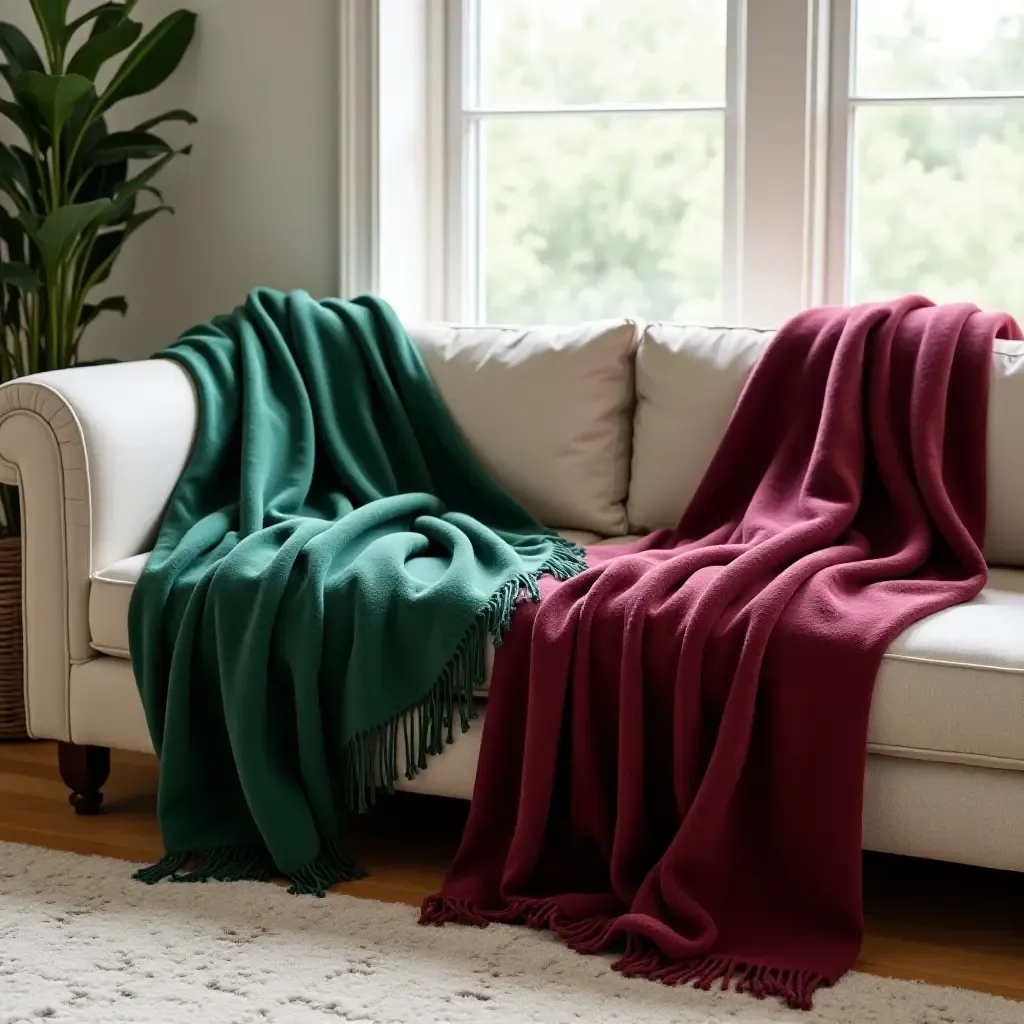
[0, 842, 1019, 1023]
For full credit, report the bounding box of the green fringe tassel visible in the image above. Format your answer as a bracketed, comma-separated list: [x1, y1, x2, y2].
[134, 845, 275, 886]
[133, 850, 190, 885]
[172, 844, 276, 884]
[134, 837, 365, 896]
[287, 837, 367, 897]
[344, 535, 587, 813]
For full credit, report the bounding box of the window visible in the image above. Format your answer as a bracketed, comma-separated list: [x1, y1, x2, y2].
[361, 0, 1024, 328]
[461, 0, 728, 325]
[834, 0, 1024, 312]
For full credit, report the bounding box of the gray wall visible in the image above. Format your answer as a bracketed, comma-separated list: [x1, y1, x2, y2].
[6, 1, 341, 360]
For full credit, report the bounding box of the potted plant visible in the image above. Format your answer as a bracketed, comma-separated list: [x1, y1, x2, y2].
[0, 1, 197, 737]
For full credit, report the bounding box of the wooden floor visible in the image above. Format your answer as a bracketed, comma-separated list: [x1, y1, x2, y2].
[2, 742, 1023, 1003]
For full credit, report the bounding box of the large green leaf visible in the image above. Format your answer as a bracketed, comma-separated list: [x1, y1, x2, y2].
[85, 130, 171, 166]
[132, 107, 197, 134]
[97, 10, 196, 113]
[67, 3, 125, 38]
[12, 145, 45, 207]
[122, 203, 172, 234]
[83, 204, 169, 288]
[21, 198, 112, 272]
[78, 293, 127, 330]
[0, 262, 40, 293]
[67, 17, 142, 81]
[15, 210, 41, 242]
[104, 145, 188, 222]
[75, 156, 126, 205]
[82, 227, 122, 284]
[14, 72, 93, 140]
[0, 97, 35, 140]
[0, 143, 33, 204]
[0, 22, 45, 75]
[0, 293, 24, 334]
[0, 206, 26, 260]
[28, 0, 71, 58]
[62, 91, 103, 166]
[1, 289, 23, 339]
[81, 200, 171, 288]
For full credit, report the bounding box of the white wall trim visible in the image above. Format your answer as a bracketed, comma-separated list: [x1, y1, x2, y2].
[721, 0, 746, 323]
[803, 0, 833, 308]
[339, 0, 380, 297]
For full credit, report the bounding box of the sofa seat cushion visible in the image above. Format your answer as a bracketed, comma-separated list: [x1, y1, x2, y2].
[87, 530, 605, 661]
[409, 321, 638, 536]
[869, 568, 1024, 768]
[89, 553, 149, 658]
[89, 548, 1024, 770]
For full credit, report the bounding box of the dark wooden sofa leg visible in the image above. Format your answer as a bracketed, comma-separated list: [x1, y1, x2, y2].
[58, 742, 110, 815]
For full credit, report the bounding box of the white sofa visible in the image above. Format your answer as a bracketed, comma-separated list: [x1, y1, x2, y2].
[1, 318, 1023, 873]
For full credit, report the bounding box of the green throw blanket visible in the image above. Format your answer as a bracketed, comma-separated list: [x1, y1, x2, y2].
[129, 289, 586, 895]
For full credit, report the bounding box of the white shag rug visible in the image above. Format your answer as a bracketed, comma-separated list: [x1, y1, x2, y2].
[0, 842, 1020, 1024]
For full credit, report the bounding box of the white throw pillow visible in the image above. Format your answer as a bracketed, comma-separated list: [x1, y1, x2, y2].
[627, 323, 773, 533]
[410, 320, 638, 535]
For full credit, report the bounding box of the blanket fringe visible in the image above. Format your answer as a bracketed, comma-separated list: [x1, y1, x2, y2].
[286, 837, 367, 897]
[134, 845, 276, 886]
[418, 894, 827, 1011]
[419, 894, 490, 928]
[174, 844, 276, 884]
[612, 937, 825, 1011]
[345, 537, 586, 813]
[133, 851, 190, 885]
[134, 837, 366, 897]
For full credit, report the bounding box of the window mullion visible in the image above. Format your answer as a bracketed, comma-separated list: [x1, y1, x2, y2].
[736, 0, 821, 328]
[824, 0, 854, 306]
[424, 0, 448, 321]
[722, 0, 745, 324]
[443, 0, 475, 322]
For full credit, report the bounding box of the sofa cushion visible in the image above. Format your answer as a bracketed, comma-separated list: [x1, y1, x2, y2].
[87, 530, 605, 660]
[986, 339, 1024, 565]
[89, 553, 148, 658]
[870, 567, 1024, 768]
[91, 546, 1024, 769]
[628, 325, 1024, 568]
[626, 324, 773, 535]
[409, 321, 638, 535]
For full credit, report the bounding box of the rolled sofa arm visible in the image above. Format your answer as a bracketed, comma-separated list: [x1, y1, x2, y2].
[0, 360, 197, 740]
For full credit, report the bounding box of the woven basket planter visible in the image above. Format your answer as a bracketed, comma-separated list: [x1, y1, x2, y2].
[0, 537, 25, 739]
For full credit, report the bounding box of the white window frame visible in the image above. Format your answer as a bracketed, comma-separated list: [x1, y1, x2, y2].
[444, 0, 738, 323]
[352, 0, 935, 329]
[338, 0, 379, 304]
[437, 0, 831, 328]
[824, 0, 1024, 305]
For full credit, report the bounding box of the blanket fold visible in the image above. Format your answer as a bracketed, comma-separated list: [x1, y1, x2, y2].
[420, 298, 1022, 1008]
[129, 289, 585, 894]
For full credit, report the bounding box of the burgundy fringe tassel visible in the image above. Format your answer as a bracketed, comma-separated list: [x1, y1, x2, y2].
[419, 895, 826, 1011]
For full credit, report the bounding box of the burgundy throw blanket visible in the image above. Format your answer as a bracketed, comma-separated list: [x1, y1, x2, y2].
[420, 299, 1023, 1009]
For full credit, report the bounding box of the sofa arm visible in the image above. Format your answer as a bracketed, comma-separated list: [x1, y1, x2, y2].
[0, 360, 197, 740]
